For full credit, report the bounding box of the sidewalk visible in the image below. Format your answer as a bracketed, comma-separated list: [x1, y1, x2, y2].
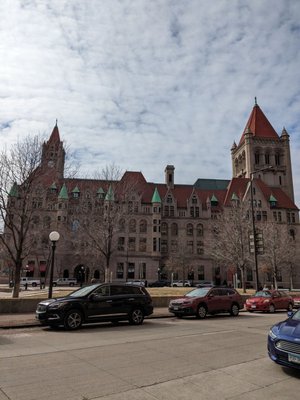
[0, 308, 171, 329]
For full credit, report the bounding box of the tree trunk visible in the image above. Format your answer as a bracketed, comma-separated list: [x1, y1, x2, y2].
[12, 260, 22, 298]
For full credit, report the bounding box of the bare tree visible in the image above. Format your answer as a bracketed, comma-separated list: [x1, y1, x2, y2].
[164, 242, 193, 283]
[211, 200, 252, 292]
[260, 222, 298, 289]
[82, 164, 139, 282]
[0, 135, 45, 297]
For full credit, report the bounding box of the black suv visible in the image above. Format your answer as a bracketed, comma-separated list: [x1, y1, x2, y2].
[36, 283, 153, 330]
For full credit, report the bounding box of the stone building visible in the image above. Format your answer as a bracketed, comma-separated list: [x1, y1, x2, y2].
[4, 101, 300, 287]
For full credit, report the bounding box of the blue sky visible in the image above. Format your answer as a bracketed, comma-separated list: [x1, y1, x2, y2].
[0, 0, 300, 205]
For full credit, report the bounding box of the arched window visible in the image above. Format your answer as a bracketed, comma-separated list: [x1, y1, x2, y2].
[129, 219, 136, 233]
[289, 229, 295, 240]
[171, 223, 178, 236]
[187, 223, 193, 236]
[43, 216, 51, 228]
[197, 224, 203, 236]
[139, 219, 147, 233]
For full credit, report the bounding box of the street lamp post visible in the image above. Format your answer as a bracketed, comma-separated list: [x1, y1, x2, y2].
[48, 231, 60, 299]
[157, 268, 161, 281]
[249, 166, 272, 291]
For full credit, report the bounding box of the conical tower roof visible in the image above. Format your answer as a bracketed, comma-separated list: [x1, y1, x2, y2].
[151, 187, 161, 203]
[239, 100, 279, 145]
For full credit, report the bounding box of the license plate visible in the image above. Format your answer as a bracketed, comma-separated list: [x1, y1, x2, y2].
[251, 305, 256, 309]
[288, 353, 300, 364]
[173, 307, 179, 311]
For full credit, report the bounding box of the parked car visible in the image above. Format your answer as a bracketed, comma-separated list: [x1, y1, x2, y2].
[168, 286, 243, 319]
[36, 283, 153, 330]
[172, 280, 192, 287]
[196, 281, 214, 288]
[293, 296, 300, 308]
[148, 280, 171, 287]
[268, 308, 300, 370]
[245, 290, 294, 313]
[52, 278, 77, 287]
[10, 277, 41, 288]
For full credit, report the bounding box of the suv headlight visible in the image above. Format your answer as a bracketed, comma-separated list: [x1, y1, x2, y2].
[269, 328, 277, 340]
[48, 302, 68, 310]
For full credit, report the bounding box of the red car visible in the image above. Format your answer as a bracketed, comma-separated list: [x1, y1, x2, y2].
[169, 286, 244, 319]
[245, 290, 294, 313]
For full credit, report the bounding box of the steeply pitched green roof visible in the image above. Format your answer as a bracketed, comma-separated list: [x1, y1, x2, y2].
[105, 185, 114, 201]
[97, 187, 105, 194]
[211, 194, 218, 203]
[151, 187, 161, 203]
[72, 186, 80, 193]
[58, 183, 68, 199]
[231, 192, 239, 201]
[9, 182, 18, 197]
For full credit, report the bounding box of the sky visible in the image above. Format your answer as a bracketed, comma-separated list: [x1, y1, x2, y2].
[0, 0, 300, 206]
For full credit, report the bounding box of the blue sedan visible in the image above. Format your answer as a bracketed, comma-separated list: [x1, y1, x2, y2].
[268, 308, 300, 369]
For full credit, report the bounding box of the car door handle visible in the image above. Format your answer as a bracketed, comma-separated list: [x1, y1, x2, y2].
[128, 298, 135, 301]
[106, 300, 113, 303]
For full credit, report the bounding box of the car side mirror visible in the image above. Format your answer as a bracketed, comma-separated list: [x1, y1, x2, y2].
[90, 293, 101, 301]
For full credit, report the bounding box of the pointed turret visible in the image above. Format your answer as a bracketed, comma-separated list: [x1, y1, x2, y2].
[151, 187, 161, 203]
[105, 185, 114, 201]
[48, 121, 60, 144]
[58, 183, 68, 200]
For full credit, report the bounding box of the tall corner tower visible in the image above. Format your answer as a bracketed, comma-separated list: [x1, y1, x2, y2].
[41, 122, 65, 180]
[231, 100, 294, 202]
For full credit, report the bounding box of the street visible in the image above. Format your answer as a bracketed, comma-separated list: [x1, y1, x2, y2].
[1, 312, 300, 400]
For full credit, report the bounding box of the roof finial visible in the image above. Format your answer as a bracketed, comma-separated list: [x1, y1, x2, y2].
[254, 97, 257, 106]
[55, 119, 58, 127]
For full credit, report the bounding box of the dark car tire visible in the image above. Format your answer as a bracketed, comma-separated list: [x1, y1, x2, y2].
[129, 308, 144, 325]
[230, 304, 240, 316]
[196, 304, 207, 319]
[287, 303, 293, 311]
[63, 309, 83, 330]
[269, 304, 275, 313]
[32, 283, 37, 287]
[53, 283, 57, 287]
[69, 283, 74, 287]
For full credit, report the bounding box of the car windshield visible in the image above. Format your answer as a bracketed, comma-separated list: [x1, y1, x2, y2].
[254, 291, 271, 298]
[291, 309, 300, 322]
[185, 288, 211, 297]
[68, 284, 99, 298]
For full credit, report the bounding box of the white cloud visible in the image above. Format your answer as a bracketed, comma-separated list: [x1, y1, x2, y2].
[0, 0, 300, 204]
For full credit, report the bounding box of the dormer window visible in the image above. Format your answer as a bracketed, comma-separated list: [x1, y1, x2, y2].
[192, 195, 197, 204]
[210, 194, 218, 207]
[72, 186, 80, 199]
[269, 195, 277, 208]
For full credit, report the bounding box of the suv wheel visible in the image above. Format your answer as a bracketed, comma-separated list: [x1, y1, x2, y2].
[32, 282, 37, 287]
[69, 283, 74, 287]
[64, 309, 83, 330]
[230, 304, 239, 316]
[196, 304, 207, 319]
[129, 308, 144, 325]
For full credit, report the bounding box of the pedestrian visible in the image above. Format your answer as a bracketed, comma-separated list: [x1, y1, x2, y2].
[24, 282, 28, 291]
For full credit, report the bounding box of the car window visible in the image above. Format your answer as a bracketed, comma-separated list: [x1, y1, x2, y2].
[94, 285, 110, 296]
[210, 289, 220, 296]
[186, 288, 210, 298]
[110, 286, 125, 295]
[291, 309, 300, 321]
[254, 291, 271, 298]
[69, 284, 99, 297]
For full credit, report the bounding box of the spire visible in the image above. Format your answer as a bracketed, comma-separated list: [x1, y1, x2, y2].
[58, 183, 68, 199]
[151, 187, 161, 203]
[48, 122, 60, 144]
[105, 185, 114, 201]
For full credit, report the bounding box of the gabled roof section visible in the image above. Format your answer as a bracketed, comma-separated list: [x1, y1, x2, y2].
[239, 101, 279, 145]
[58, 183, 68, 199]
[49, 182, 57, 190]
[48, 121, 60, 144]
[151, 187, 161, 203]
[72, 186, 80, 193]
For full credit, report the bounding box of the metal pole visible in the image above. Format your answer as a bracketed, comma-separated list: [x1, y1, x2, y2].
[48, 241, 56, 299]
[250, 175, 259, 291]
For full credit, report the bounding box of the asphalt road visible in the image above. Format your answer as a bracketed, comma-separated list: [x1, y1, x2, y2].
[1, 312, 300, 400]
